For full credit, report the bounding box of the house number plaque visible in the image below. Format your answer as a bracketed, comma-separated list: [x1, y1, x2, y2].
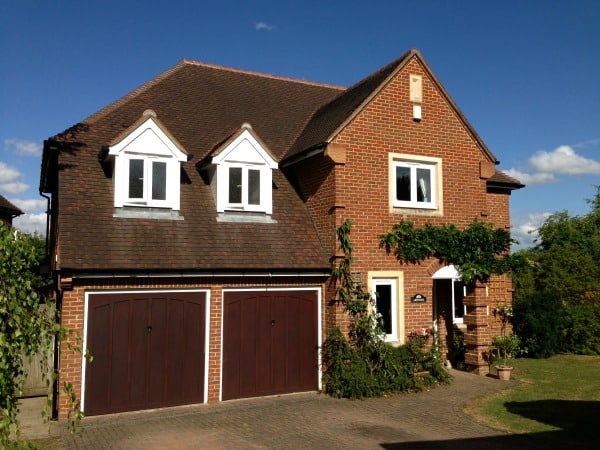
[411, 293, 426, 303]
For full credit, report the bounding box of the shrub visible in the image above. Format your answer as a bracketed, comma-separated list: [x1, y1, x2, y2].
[513, 291, 564, 358]
[561, 299, 600, 355]
[451, 326, 467, 370]
[322, 327, 450, 399]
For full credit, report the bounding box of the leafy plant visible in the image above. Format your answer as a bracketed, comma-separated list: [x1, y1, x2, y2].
[380, 219, 525, 283]
[322, 219, 450, 399]
[0, 222, 86, 445]
[492, 334, 521, 367]
[510, 187, 600, 357]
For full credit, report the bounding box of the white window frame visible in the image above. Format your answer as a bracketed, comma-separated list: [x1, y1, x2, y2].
[389, 153, 442, 213]
[109, 116, 187, 211]
[224, 164, 268, 212]
[393, 161, 436, 209]
[123, 155, 174, 208]
[451, 280, 466, 325]
[212, 128, 277, 215]
[372, 278, 398, 342]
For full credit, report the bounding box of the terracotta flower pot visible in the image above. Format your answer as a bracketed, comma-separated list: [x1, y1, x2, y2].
[496, 365, 513, 380]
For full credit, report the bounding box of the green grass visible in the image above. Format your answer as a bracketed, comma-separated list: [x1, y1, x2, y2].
[467, 354, 600, 444]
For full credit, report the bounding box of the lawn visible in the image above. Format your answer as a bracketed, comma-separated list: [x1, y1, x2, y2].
[466, 354, 600, 445]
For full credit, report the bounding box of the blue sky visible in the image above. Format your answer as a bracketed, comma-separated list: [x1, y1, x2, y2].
[1, 0, 599, 248]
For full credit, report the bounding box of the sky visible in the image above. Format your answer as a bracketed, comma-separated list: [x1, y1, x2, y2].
[1, 0, 599, 248]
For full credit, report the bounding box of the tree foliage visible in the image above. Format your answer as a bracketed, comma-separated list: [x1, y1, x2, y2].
[512, 186, 600, 356]
[0, 223, 55, 444]
[380, 219, 524, 283]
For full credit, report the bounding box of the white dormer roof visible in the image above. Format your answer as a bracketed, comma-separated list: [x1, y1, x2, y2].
[109, 111, 187, 162]
[211, 124, 277, 168]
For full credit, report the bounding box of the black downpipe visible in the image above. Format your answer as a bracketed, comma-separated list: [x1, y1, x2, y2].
[40, 190, 60, 420]
[39, 191, 51, 260]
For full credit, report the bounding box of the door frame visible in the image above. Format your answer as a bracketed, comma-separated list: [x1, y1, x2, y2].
[81, 289, 210, 413]
[220, 287, 322, 401]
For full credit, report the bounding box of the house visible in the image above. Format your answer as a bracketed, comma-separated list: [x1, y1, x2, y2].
[0, 194, 23, 226]
[40, 49, 523, 418]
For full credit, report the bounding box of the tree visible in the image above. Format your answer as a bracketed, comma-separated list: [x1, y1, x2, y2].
[512, 186, 600, 356]
[0, 222, 56, 444]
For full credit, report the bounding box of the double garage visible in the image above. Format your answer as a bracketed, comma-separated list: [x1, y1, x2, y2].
[82, 289, 320, 416]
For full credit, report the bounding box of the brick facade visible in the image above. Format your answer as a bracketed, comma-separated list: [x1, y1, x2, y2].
[289, 56, 515, 371]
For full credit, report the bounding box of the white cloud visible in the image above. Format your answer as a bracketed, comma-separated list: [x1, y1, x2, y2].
[504, 168, 556, 185]
[511, 212, 551, 249]
[255, 22, 275, 31]
[0, 161, 21, 183]
[4, 138, 42, 156]
[529, 145, 600, 175]
[12, 213, 47, 236]
[0, 181, 29, 194]
[11, 198, 47, 213]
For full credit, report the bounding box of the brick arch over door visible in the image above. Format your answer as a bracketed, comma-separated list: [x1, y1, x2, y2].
[222, 289, 319, 400]
[84, 291, 207, 416]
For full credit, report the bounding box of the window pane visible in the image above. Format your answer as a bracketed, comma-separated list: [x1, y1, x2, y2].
[152, 161, 166, 201]
[375, 284, 393, 335]
[248, 169, 261, 205]
[454, 281, 465, 319]
[128, 159, 144, 199]
[229, 167, 242, 204]
[395, 166, 411, 201]
[416, 168, 431, 203]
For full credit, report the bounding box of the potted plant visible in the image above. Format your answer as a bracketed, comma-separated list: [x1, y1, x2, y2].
[492, 305, 520, 380]
[492, 334, 520, 380]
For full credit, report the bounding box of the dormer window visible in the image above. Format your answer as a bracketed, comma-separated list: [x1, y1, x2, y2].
[108, 111, 187, 212]
[210, 124, 278, 215]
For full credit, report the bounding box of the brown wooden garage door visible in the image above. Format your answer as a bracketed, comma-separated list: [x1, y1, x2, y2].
[84, 291, 206, 416]
[222, 290, 318, 401]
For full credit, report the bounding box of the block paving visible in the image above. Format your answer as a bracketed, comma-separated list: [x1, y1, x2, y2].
[15, 369, 561, 449]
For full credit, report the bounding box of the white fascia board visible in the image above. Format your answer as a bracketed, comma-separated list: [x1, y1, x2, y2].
[108, 117, 187, 162]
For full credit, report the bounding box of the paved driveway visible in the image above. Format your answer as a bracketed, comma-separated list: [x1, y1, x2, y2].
[27, 369, 571, 449]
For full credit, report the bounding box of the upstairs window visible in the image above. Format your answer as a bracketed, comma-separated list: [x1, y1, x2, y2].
[126, 158, 168, 205]
[228, 166, 261, 207]
[210, 124, 277, 215]
[108, 112, 187, 211]
[389, 153, 442, 211]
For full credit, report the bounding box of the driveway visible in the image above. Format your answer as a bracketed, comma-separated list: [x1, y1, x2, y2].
[21, 369, 565, 449]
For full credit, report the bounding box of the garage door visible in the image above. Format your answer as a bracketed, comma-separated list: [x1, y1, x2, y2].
[222, 290, 318, 401]
[84, 291, 206, 416]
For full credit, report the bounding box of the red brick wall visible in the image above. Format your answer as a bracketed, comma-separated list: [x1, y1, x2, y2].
[291, 55, 515, 355]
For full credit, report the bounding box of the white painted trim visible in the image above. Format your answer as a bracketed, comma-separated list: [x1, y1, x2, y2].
[81, 289, 211, 413]
[219, 286, 323, 401]
[388, 152, 444, 216]
[368, 271, 405, 344]
[110, 117, 186, 210]
[212, 129, 277, 215]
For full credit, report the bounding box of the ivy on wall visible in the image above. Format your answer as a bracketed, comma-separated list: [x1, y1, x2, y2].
[379, 219, 525, 283]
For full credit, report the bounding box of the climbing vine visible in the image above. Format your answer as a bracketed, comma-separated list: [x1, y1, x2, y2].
[322, 219, 449, 399]
[0, 223, 85, 445]
[379, 219, 525, 283]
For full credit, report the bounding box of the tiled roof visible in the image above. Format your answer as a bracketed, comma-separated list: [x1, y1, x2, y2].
[41, 52, 513, 273]
[488, 171, 525, 189]
[286, 50, 413, 160]
[43, 61, 344, 272]
[0, 195, 23, 215]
